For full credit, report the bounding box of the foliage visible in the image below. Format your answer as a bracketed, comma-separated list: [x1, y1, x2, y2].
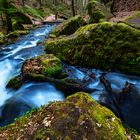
[21, 5, 44, 19]
[44, 0, 72, 18]
[87, 0, 105, 23]
[0, 0, 17, 14]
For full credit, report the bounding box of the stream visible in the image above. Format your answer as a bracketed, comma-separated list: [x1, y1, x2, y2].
[0, 24, 140, 133]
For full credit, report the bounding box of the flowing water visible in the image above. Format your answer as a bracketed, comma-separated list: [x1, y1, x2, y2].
[0, 25, 140, 132]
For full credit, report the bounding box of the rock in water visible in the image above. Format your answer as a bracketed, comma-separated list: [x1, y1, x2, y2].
[6, 54, 62, 89]
[22, 54, 62, 77]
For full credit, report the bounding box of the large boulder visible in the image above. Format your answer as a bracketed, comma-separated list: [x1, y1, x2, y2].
[7, 54, 62, 89]
[0, 92, 127, 139]
[45, 22, 140, 76]
[51, 15, 86, 37]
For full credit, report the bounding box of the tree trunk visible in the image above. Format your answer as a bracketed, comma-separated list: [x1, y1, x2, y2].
[38, 0, 42, 9]
[22, 0, 25, 6]
[71, 0, 75, 16]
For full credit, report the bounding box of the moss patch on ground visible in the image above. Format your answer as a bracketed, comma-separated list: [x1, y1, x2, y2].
[0, 92, 128, 140]
[45, 22, 140, 76]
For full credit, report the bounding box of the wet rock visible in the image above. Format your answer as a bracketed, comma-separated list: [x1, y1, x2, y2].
[6, 75, 23, 89]
[0, 92, 127, 140]
[51, 15, 86, 37]
[45, 22, 140, 76]
[22, 54, 62, 78]
[6, 54, 63, 89]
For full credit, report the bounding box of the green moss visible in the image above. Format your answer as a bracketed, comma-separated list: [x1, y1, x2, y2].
[22, 54, 62, 78]
[45, 22, 140, 76]
[87, 0, 105, 23]
[0, 32, 5, 44]
[0, 92, 128, 139]
[51, 15, 86, 36]
[6, 75, 23, 89]
[21, 5, 44, 19]
[39, 54, 62, 77]
[7, 30, 29, 38]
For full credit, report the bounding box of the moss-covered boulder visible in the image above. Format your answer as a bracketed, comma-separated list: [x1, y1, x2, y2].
[45, 22, 140, 76]
[0, 92, 127, 139]
[0, 32, 5, 44]
[6, 54, 62, 89]
[51, 15, 86, 36]
[22, 54, 62, 77]
[87, 0, 106, 23]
